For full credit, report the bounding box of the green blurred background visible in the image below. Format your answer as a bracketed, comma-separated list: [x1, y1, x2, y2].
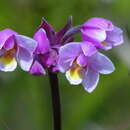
[0, 0, 130, 130]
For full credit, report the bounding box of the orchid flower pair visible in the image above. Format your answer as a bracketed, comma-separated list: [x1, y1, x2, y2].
[0, 17, 123, 93]
[58, 17, 123, 93]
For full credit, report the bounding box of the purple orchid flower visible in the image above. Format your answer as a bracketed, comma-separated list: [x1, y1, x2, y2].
[58, 42, 115, 93]
[30, 17, 74, 75]
[80, 17, 123, 50]
[29, 28, 51, 75]
[0, 29, 37, 72]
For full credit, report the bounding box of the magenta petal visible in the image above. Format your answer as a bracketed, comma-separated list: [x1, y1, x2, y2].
[81, 28, 106, 43]
[17, 47, 33, 71]
[77, 54, 87, 67]
[58, 42, 82, 72]
[105, 26, 123, 46]
[82, 68, 99, 93]
[0, 29, 17, 49]
[4, 35, 15, 50]
[58, 56, 74, 73]
[89, 52, 115, 74]
[39, 18, 55, 45]
[82, 33, 103, 49]
[34, 28, 50, 54]
[83, 17, 113, 31]
[59, 42, 82, 58]
[80, 41, 97, 56]
[30, 61, 46, 75]
[40, 49, 57, 67]
[15, 35, 37, 54]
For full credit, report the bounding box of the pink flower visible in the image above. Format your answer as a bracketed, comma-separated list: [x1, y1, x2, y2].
[58, 42, 115, 93]
[0, 29, 37, 72]
[30, 17, 74, 75]
[81, 17, 123, 50]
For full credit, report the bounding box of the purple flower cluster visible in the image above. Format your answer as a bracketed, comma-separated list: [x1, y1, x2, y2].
[0, 17, 123, 93]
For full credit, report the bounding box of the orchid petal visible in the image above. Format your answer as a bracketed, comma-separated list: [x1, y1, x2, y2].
[105, 26, 123, 46]
[17, 47, 33, 71]
[82, 32, 104, 49]
[77, 54, 87, 67]
[83, 17, 113, 31]
[82, 68, 99, 93]
[4, 35, 15, 50]
[34, 28, 50, 54]
[30, 61, 46, 75]
[0, 29, 17, 49]
[58, 42, 82, 72]
[89, 52, 115, 74]
[40, 49, 57, 67]
[39, 18, 55, 45]
[81, 28, 106, 43]
[15, 35, 37, 54]
[80, 41, 97, 56]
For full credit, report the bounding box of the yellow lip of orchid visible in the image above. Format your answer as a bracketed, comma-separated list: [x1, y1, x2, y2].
[65, 62, 83, 85]
[0, 47, 17, 72]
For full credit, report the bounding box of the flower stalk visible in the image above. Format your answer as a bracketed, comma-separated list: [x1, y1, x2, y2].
[48, 71, 61, 130]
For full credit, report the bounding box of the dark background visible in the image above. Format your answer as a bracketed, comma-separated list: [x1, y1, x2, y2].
[0, 0, 130, 130]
